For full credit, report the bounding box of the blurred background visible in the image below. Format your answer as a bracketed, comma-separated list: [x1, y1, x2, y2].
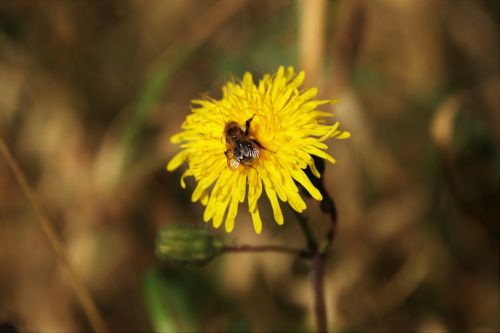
[0, 0, 498, 332]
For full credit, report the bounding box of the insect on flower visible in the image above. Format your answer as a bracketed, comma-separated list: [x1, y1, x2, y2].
[167, 66, 351, 234]
[224, 115, 262, 170]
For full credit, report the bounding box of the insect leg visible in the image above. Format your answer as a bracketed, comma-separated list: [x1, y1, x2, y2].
[245, 114, 256, 135]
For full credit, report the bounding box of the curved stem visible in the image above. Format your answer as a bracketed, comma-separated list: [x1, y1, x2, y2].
[294, 173, 339, 332]
[293, 211, 329, 333]
[0, 138, 107, 333]
[294, 210, 318, 253]
[318, 182, 338, 253]
[313, 254, 327, 332]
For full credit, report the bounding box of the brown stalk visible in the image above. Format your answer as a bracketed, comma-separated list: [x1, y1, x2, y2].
[0, 137, 107, 333]
[298, 0, 327, 86]
[298, 1, 331, 331]
[220, 244, 307, 257]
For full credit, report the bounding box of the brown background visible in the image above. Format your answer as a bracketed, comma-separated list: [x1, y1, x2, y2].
[0, 0, 498, 332]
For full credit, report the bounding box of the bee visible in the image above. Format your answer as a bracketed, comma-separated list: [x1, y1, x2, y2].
[224, 115, 262, 170]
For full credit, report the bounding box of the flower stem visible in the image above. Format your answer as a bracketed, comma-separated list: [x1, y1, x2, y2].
[294, 211, 318, 253]
[313, 254, 327, 333]
[293, 210, 329, 332]
[318, 183, 338, 253]
[294, 179, 339, 332]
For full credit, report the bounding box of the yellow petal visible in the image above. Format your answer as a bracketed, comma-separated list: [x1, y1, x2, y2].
[250, 206, 263, 234]
[180, 169, 192, 189]
[271, 67, 285, 100]
[334, 130, 351, 139]
[287, 190, 306, 212]
[248, 169, 262, 209]
[200, 191, 209, 206]
[213, 198, 229, 229]
[308, 158, 321, 178]
[237, 171, 247, 203]
[318, 122, 340, 141]
[290, 167, 322, 201]
[166, 150, 189, 171]
[191, 182, 205, 202]
[304, 146, 336, 164]
[242, 72, 254, 89]
[264, 185, 284, 225]
[284, 66, 295, 80]
[288, 70, 304, 89]
[225, 194, 239, 233]
[170, 133, 184, 144]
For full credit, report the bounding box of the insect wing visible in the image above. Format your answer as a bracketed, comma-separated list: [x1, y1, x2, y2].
[228, 157, 240, 170]
[225, 149, 240, 170]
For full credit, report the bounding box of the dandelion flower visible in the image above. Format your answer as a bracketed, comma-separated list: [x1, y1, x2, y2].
[167, 66, 350, 234]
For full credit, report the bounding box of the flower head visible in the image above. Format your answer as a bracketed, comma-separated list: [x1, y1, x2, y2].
[167, 66, 350, 234]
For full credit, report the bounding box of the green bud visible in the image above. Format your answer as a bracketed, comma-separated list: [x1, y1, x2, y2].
[155, 225, 223, 266]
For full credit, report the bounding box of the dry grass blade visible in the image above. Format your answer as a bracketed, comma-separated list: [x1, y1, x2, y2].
[0, 137, 107, 333]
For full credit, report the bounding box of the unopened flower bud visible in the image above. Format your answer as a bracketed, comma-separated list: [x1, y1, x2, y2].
[155, 225, 222, 266]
